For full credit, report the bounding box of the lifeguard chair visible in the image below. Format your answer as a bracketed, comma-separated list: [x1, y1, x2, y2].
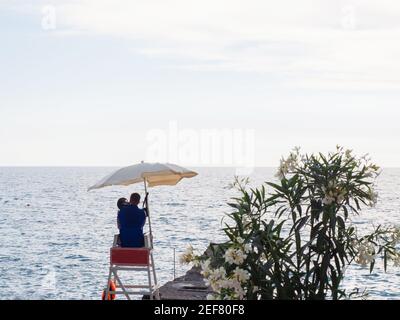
[104, 234, 160, 300]
[90, 165, 198, 301]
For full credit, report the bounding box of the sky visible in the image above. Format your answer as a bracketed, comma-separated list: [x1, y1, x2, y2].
[1, 0, 400, 167]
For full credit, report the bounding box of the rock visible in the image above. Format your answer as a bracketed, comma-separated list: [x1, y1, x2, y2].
[143, 266, 213, 300]
[144, 244, 221, 300]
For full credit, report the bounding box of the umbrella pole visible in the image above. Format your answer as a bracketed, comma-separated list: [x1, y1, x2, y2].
[144, 179, 154, 248]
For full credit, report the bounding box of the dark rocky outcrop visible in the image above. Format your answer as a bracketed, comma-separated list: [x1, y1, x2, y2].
[155, 266, 213, 300]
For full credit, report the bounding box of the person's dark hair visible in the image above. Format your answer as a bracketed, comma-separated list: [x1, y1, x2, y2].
[130, 193, 141, 205]
[117, 198, 128, 210]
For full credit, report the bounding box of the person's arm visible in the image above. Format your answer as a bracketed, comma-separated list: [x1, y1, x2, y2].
[117, 211, 121, 230]
[141, 209, 147, 228]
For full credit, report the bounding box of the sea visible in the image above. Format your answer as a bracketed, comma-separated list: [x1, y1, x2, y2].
[0, 167, 399, 300]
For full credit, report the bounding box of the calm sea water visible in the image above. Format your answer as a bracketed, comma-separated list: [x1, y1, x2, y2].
[0, 167, 399, 300]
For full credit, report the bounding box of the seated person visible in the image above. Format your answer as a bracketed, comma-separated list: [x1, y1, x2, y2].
[117, 193, 147, 248]
[116, 198, 129, 245]
[117, 197, 128, 213]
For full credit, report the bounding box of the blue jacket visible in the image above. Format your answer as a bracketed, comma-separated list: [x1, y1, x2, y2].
[118, 205, 146, 248]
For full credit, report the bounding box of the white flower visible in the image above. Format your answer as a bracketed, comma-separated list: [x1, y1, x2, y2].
[213, 267, 227, 279]
[356, 252, 375, 266]
[322, 196, 335, 205]
[192, 259, 201, 267]
[217, 278, 247, 300]
[336, 193, 345, 204]
[275, 149, 300, 179]
[205, 268, 249, 300]
[322, 182, 346, 205]
[224, 248, 247, 265]
[387, 249, 400, 267]
[236, 237, 245, 244]
[260, 253, 267, 262]
[244, 243, 252, 254]
[179, 245, 195, 265]
[205, 267, 227, 291]
[233, 285, 247, 300]
[233, 267, 251, 283]
[200, 259, 212, 278]
[391, 227, 400, 245]
[276, 160, 289, 180]
[354, 241, 376, 266]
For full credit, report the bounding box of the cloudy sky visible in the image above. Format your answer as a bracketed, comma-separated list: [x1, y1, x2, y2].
[1, 0, 400, 167]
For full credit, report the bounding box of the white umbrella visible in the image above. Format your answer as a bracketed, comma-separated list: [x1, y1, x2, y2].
[88, 162, 198, 247]
[88, 162, 198, 191]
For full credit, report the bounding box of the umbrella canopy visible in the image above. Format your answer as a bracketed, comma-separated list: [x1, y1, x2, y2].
[88, 162, 198, 191]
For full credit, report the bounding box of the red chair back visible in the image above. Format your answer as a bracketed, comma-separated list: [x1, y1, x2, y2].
[110, 248, 150, 266]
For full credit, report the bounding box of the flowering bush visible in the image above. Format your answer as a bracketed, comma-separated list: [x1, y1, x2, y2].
[182, 147, 400, 300]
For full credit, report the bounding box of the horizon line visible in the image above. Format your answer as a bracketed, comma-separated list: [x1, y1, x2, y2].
[0, 165, 399, 169]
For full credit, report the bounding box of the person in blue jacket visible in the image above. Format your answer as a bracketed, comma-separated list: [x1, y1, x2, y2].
[117, 193, 147, 248]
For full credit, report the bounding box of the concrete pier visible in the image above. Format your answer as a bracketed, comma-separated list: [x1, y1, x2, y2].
[143, 266, 213, 300]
